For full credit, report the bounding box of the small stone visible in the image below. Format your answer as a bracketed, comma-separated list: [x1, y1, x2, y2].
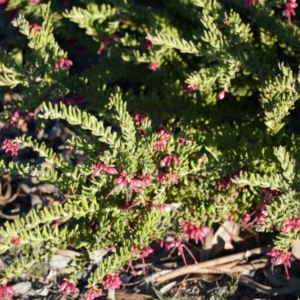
[48, 254, 72, 269]
[12, 282, 32, 294]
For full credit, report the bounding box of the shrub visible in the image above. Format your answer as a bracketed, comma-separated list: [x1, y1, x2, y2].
[0, 0, 300, 298]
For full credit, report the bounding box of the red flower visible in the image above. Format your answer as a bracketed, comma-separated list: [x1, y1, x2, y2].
[121, 199, 139, 212]
[148, 62, 158, 71]
[138, 129, 146, 138]
[281, 217, 300, 233]
[241, 188, 280, 230]
[85, 287, 102, 300]
[1, 139, 19, 156]
[139, 247, 153, 274]
[92, 163, 118, 178]
[11, 237, 20, 246]
[263, 188, 281, 201]
[29, 24, 41, 32]
[59, 282, 77, 300]
[114, 172, 128, 189]
[240, 213, 251, 224]
[130, 178, 144, 193]
[153, 139, 167, 151]
[153, 129, 170, 151]
[53, 94, 85, 106]
[0, 285, 17, 299]
[283, 0, 298, 27]
[199, 155, 205, 163]
[106, 172, 146, 199]
[181, 221, 210, 244]
[141, 174, 151, 186]
[144, 39, 154, 50]
[178, 136, 192, 146]
[216, 171, 240, 191]
[102, 273, 122, 289]
[245, 0, 257, 6]
[96, 35, 120, 55]
[268, 248, 291, 279]
[216, 89, 226, 101]
[157, 172, 168, 184]
[181, 83, 198, 93]
[157, 172, 178, 185]
[54, 58, 73, 70]
[160, 154, 180, 167]
[26, 112, 35, 119]
[134, 113, 147, 126]
[164, 238, 198, 267]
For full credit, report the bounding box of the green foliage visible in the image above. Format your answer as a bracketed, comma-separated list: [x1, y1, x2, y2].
[0, 0, 300, 294]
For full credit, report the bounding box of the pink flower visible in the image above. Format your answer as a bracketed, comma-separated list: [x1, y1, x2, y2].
[182, 83, 198, 93]
[153, 139, 167, 151]
[169, 172, 178, 184]
[53, 94, 85, 106]
[130, 178, 144, 193]
[281, 217, 300, 233]
[163, 238, 198, 267]
[0, 285, 17, 299]
[59, 281, 77, 300]
[0, 0, 6, 5]
[121, 199, 139, 212]
[141, 174, 151, 186]
[144, 39, 153, 50]
[29, 24, 41, 32]
[157, 172, 178, 185]
[85, 287, 102, 300]
[283, 0, 298, 27]
[97, 35, 120, 55]
[104, 165, 118, 175]
[134, 113, 147, 126]
[8, 110, 21, 127]
[245, 0, 257, 6]
[1, 139, 19, 156]
[114, 172, 128, 189]
[268, 248, 291, 279]
[54, 58, 73, 70]
[217, 89, 226, 101]
[148, 62, 158, 71]
[92, 163, 118, 178]
[263, 188, 281, 202]
[199, 155, 205, 163]
[137, 129, 146, 138]
[181, 221, 210, 244]
[153, 129, 170, 151]
[178, 136, 192, 146]
[139, 247, 153, 274]
[216, 171, 240, 191]
[241, 188, 280, 230]
[160, 154, 180, 167]
[127, 246, 153, 274]
[102, 273, 122, 289]
[30, 0, 40, 3]
[106, 172, 146, 199]
[240, 213, 251, 224]
[223, 19, 230, 25]
[11, 237, 20, 246]
[26, 112, 35, 119]
[157, 172, 169, 184]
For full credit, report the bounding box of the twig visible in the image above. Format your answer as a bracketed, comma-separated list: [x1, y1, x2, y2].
[156, 246, 271, 283]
